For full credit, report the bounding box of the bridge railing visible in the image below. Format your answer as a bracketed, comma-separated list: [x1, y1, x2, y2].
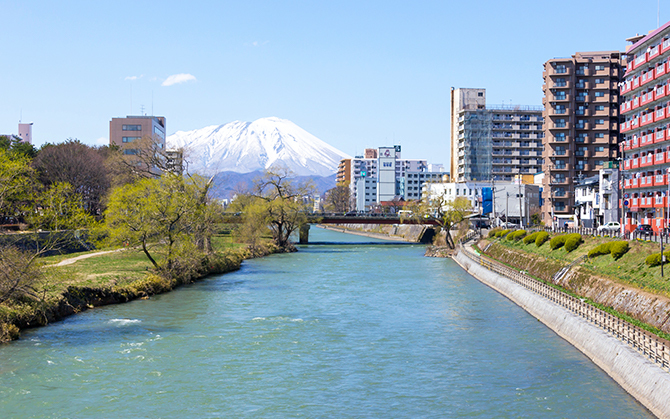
[459, 243, 670, 372]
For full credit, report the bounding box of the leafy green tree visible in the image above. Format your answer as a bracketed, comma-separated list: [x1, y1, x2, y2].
[233, 168, 315, 250]
[103, 174, 216, 275]
[0, 148, 36, 223]
[418, 193, 472, 248]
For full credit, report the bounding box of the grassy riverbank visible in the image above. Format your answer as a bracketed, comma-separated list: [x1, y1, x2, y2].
[476, 232, 670, 339]
[486, 233, 670, 297]
[0, 232, 277, 343]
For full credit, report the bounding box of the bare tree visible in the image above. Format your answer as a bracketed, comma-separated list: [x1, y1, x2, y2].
[33, 139, 110, 215]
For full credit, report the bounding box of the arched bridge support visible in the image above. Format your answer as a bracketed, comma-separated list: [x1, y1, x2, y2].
[299, 224, 310, 244]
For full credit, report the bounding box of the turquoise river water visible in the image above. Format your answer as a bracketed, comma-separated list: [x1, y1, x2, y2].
[0, 228, 654, 418]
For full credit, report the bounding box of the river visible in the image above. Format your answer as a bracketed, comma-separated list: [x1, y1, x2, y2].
[0, 227, 653, 418]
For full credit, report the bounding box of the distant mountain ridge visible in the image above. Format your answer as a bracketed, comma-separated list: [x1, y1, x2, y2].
[209, 170, 337, 200]
[167, 117, 350, 177]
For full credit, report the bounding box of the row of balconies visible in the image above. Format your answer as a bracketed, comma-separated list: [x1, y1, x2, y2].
[621, 84, 668, 115]
[621, 107, 670, 133]
[623, 174, 669, 190]
[621, 129, 670, 151]
[622, 150, 670, 170]
[625, 40, 669, 75]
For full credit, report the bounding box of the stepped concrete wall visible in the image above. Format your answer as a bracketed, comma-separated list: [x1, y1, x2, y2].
[453, 249, 670, 419]
[322, 224, 428, 242]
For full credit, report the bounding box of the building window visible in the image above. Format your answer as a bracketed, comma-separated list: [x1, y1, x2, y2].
[595, 133, 605, 138]
[555, 78, 566, 87]
[595, 105, 605, 111]
[595, 78, 604, 84]
[123, 149, 138, 155]
[122, 136, 139, 143]
[595, 91, 605, 97]
[122, 125, 142, 131]
[595, 65, 605, 71]
[555, 65, 567, 74]
[595, 146, 605, 152]
[596, 119, 605, 125]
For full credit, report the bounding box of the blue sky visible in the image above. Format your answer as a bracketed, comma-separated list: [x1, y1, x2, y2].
[1, 0, 668, 167]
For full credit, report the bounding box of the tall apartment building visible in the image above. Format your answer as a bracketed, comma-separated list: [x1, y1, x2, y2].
[109, 115, 167, 152]
[451, 88, 544, 183]
[541, 51, 623, 227]
[620, 21, 670, 232]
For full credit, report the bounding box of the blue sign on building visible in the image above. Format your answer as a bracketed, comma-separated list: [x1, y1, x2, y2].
[482, 187, 493, 215]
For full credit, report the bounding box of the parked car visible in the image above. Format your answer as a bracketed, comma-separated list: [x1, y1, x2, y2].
[635, 224, 653, 237]
[597, 221, 621, 233]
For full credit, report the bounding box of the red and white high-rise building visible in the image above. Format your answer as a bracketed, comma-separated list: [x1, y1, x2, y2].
[620, 22, 670, 233]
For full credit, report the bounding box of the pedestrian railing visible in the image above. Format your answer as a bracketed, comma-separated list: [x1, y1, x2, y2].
[459, 244, 670, 372]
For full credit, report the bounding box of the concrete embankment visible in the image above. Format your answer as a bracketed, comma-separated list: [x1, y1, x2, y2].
[453, 248, 670, 419]
[319, 224, 430, 242]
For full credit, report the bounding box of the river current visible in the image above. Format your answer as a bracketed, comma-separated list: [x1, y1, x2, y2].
[0, 228, 653, 418]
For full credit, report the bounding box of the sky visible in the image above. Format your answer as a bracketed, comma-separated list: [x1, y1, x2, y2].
[1, 0, 669, 168]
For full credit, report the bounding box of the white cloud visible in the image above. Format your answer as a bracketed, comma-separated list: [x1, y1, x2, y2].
[95, 137, 107, 145]
[247, 41, 269, 47]
[162, 73, 197, 87]
[125, 75, 143, 81]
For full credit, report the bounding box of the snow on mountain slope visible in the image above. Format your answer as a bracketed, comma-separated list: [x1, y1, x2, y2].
[167, 117, 350, 177]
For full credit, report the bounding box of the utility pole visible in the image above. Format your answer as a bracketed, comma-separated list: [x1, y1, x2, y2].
[506, 190, 509, 227]
[518, 177, 523, 229]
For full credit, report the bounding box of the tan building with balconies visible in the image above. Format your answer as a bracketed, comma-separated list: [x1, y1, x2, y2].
[541, 51, 623, 227]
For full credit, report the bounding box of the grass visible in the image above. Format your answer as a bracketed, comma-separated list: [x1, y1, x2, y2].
[490, 233, 670, 298]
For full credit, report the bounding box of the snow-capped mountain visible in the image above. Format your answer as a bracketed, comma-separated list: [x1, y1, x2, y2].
[167, 117, 349, 177]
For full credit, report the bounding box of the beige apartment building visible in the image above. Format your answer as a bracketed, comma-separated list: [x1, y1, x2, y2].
[541, 51, 624, 227]
[109, 115, 166, 152]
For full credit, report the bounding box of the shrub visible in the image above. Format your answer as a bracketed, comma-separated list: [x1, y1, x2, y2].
[644, 250, 670, 267]
[507, 230, 527, 241]
[549, 235, 567, 250]
[535, 231, 549, 247]
[588, 242, 612, 258]
[564, 233, 583, 252]
[588, 241, 630, 260]
[523, 231, 540, 244]
[488, 227, 502, 238]
[496, 229, 511, 238]
[609, 241, 630, 260]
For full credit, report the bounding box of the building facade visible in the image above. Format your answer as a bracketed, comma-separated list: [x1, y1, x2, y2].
[620, 22, 670, 232]
[423, 180, 540, 228]
[451, 88, 544, 183]
[542, 51, 624, 227]
[337, 146, 444, 211]
[109, 115, 167, 152]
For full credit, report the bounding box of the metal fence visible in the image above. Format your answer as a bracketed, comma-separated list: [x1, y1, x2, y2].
[458, 240, 670, 372]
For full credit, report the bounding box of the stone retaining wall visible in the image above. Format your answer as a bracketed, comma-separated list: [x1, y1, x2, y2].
[453, 247, 670, 419]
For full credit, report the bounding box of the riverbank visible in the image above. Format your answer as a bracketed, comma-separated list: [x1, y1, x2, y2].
[318, 223, 431, 242]
[453, 243, 670, 419]
[0, 242, 281, 343]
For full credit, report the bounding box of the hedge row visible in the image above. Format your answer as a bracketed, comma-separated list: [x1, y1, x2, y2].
[523, 231, 540, 244]
[549, 233, 582, 252]
[645, 250, 670, 267]
[587, 241, 629, 260]
[507, 230, 527, 241]
[535, 231, 549, 247]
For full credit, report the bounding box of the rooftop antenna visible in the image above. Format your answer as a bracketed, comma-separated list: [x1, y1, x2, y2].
[19, 109, 22, 123]
[130, 82, 133, 115]
[658, 0, 661, 28]
[151, 90, 154, 116]
[140, 104, 145, 115]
